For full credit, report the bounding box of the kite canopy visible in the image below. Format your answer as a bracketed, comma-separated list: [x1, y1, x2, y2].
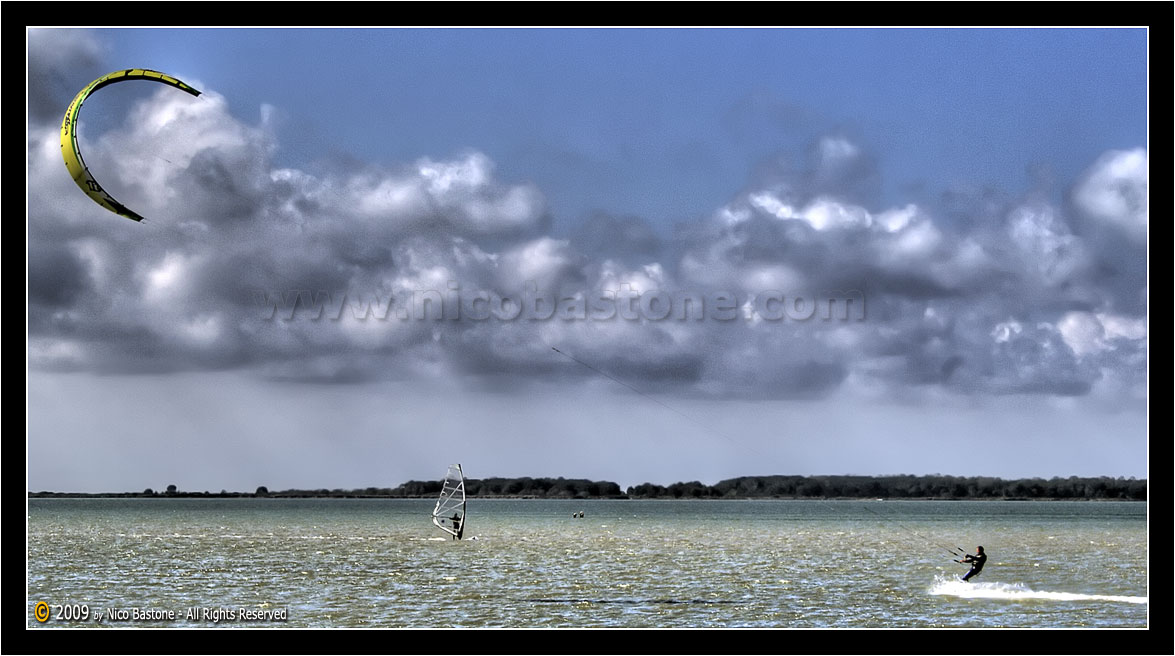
[60, 68, 201, 222]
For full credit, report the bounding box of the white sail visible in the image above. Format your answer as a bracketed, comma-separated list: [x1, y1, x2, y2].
[431, 464, 466, 539]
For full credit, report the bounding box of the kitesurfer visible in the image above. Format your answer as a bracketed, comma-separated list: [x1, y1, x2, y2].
[959, 546, 986, 581]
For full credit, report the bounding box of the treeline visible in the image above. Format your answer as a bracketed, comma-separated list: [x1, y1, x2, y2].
[626, 475, 1146, 500]
[28, 475, 1145, 500]
[392, 476, 625, 499]
[28, 478, 626, 499]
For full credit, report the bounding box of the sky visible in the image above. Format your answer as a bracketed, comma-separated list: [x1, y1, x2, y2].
[27, 27, 1148, 492]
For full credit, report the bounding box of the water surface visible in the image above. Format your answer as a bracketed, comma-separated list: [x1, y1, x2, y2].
[27, 498, 1147, 628]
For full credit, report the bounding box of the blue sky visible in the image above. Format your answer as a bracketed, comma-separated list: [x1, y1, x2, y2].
[27, 28, 1148, 491]
[97, 27, 1147, 228]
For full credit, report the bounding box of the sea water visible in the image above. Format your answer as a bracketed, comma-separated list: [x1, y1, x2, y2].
[26, 498, 1147, 628]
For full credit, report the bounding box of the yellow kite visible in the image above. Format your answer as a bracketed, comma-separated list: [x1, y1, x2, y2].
[61, 68, 201, 222]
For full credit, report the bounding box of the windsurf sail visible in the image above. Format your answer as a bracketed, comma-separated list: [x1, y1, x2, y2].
[431, 464, 466, 540]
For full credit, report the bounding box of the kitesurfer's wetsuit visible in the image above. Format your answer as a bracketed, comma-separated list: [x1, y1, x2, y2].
[961, 549, 986, 581]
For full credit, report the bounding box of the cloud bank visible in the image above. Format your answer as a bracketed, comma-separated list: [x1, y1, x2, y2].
[27, 55, 1147, 410]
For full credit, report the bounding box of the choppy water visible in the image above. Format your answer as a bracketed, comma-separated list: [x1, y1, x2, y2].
[27, 498, 1147, 628]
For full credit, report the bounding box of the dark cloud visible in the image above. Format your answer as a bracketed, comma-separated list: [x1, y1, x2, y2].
[175, 149, 269, 225]
[28, 242, 90, 308]
[572, 213, 662, 264]
[27, 29, 104, 124]
[1064, 149, 1148, 317]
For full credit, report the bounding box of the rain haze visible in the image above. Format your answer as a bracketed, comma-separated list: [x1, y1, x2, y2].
[27, 28, 1148, 493]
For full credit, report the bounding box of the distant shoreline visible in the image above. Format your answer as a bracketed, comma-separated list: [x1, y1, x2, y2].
[27, 473, 1147, 501]
[26, 492, 1144, 501]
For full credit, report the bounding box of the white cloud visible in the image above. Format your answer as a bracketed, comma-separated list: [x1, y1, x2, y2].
[748, 191, 799, 221]
[1056, 310, 1146, 359]
[816, 136, 860, 165]
[1004, 203, 1087, 286]
[353, 173, 431, 220]
[1072, 148, 1147, 243]
[419, 152, 492, 193]
[497, 237, 574, 290]
[144, 251, 198, 299]
[417, 153, 547, 233]
[27, 73, 1147, 406]
[800, 197, 872, 230]
[875, 204, 918, 233]
[1097, 313, 1146, 341]
[991, 320, 1023, 344]
[1057, 311, 1105, 357]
